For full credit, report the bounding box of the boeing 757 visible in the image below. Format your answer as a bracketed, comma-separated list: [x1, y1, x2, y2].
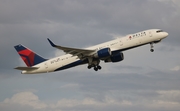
[14, 29, 168, 74]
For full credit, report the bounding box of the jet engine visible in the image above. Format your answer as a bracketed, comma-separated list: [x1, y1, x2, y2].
[94, 48, 112, 59]
[104, 52, 124, 63]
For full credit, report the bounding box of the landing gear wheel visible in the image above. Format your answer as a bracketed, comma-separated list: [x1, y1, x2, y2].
[94, 67, 98, 71]
[97, 65, 102, 70]
[150, 49, 154, 52]
[87, 65, 92, 69]
[150, 43, 154, 52]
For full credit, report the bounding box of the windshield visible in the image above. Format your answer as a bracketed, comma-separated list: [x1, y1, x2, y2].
[156, 30, 163, 33]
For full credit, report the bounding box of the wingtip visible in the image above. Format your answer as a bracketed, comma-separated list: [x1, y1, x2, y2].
[47, 38, 56, 47]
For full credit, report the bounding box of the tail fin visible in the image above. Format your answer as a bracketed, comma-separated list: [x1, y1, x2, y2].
[14, 44, 47, 67]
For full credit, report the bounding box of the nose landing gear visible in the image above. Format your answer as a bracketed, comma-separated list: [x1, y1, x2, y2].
[150, 43, 154, 52]
[150, 49, 154, 52]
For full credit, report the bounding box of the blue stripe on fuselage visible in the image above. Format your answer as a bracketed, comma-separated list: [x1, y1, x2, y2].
[54, 59, 88, 71]
[53, 49, 127, 71]
[54, 50, 123, 71]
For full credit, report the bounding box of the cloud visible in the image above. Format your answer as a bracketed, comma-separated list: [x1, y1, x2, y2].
[0, 92, 133, 111]
[172, 0, 180, 7]
[3, 92, 47, 109]
[1, 90, 180, 111]
[60, 83, 81, 89]
[157, 90, 180, 102]
[171, 66, 180, 71]
[51, 97, 133, 110]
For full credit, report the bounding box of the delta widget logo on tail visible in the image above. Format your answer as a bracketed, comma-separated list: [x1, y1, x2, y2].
[14, 44, 46, 67]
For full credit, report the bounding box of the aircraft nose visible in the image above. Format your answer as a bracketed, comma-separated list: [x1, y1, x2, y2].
[164, 32, 168, 37]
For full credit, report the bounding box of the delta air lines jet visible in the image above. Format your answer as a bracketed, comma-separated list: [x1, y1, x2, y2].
[14, 29, 168, 74]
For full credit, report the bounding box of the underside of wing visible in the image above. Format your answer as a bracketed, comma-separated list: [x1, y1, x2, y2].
[14, 67, 39, 71]
[47, 38, 96, 57]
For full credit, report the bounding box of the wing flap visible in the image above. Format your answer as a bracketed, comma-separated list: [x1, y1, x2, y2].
[14, 67, 39, 71]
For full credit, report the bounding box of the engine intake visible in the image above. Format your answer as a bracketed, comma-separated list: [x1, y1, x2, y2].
[94, 48, 111, 59]
[105, 52, 124, 63]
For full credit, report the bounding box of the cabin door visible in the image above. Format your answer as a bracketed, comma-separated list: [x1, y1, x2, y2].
[149, 31, 152, 37]
[44, 62, 48, 70]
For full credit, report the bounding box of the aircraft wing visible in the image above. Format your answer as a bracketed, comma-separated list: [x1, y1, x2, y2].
[47, 38, 96, 57]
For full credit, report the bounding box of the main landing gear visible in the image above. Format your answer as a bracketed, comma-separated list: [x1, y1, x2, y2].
[87, 65, 102, 71]
[150, 43, 154, 52]
[87, 58, 102, 71]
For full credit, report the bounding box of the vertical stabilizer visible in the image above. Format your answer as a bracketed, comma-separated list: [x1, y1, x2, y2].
[14, 44, 47, 67]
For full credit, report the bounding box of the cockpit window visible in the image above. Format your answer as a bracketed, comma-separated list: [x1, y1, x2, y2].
[156, 30, 163, 33]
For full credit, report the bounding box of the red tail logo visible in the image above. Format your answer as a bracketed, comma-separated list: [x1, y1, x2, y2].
[18, 49, 35, 67]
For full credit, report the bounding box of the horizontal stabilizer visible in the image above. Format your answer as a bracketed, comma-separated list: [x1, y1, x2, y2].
[14, 67, 39, 71]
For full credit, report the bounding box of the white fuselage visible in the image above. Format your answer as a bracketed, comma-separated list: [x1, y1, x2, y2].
[22, 29, 168, 74]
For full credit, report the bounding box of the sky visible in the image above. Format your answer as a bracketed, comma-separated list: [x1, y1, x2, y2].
[0, 0, 180, 111]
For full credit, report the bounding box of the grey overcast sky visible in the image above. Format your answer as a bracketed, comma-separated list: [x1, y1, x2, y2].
[0, 0, 180, 111]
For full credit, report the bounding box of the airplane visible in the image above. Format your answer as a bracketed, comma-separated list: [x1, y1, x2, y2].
[14, 29, 168, 74]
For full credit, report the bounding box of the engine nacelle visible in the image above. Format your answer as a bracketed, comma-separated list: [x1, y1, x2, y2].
[104, 52, 124, 63]
[94, 48, 112, 59]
